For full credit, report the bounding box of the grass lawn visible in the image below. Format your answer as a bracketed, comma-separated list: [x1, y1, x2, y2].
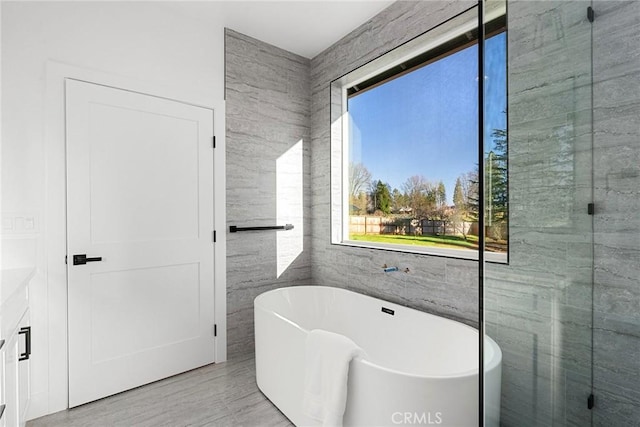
[350, 233, 479, 250]
[350, 233, 507, 252]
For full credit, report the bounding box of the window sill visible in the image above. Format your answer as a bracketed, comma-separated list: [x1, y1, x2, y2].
[335, 239, 508, 264]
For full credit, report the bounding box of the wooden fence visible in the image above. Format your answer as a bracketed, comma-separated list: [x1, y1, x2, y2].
[349, 216, 476, 236]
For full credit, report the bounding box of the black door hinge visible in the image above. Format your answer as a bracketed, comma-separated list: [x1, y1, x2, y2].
[65, 255, 68, 265]
[588, 203, 595, 215]
[587, 7, 595, 23]
[213, 136, 216, 148]
[588, 393, 595, 409]
[213, 230, 217, 242]
[214, 324, 217, 337]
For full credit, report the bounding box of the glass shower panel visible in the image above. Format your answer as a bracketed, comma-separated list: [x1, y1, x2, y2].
[484, 1, 594, 426]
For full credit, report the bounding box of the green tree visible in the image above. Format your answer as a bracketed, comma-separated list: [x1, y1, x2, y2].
[453, 177, 465, 209]
[464, 127, 508, 240]
[372, 180, 391, 214]
[486, 129, 508, 240]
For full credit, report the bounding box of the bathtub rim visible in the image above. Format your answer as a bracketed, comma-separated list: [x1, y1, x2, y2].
[254, 285, 502, 380]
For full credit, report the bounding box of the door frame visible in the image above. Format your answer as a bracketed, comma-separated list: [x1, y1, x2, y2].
[42, 61, 227, 417]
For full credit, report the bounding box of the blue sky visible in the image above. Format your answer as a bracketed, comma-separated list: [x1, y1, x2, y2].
[348, 32, 506, 204]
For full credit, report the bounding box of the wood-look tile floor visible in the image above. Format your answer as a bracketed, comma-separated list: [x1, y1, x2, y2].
[27, 355, 294, 427]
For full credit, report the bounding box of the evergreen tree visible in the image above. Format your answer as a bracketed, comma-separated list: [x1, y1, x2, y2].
[453, 177, 465, 209]
[464, 128, 508, 239]
[372, 180, 392, 214]
[487, 129, 508, 226]
[485, 129, 508, 240]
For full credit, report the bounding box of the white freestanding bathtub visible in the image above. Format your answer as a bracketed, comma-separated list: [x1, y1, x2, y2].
[254, 286, 502, 427]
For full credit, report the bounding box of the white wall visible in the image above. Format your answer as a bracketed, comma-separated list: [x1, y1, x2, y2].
[1, 2, 227, 418]
[0, 2, 2, 265]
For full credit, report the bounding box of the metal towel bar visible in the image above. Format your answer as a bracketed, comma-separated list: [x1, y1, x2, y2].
[229, 224, 294, 233]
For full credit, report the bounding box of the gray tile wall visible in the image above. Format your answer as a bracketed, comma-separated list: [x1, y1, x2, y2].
[310, 0, 480, 328]
[225, 29, 312, 358]
[592, 1, 640, 425]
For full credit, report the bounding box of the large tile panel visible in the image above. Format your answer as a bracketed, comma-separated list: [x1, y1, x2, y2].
[225, 29, 312, 359]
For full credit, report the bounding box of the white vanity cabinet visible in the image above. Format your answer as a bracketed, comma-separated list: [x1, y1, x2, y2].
[0, 269, 33, 427]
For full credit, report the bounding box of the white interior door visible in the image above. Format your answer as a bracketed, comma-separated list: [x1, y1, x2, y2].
[65, 79, 215, 407]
